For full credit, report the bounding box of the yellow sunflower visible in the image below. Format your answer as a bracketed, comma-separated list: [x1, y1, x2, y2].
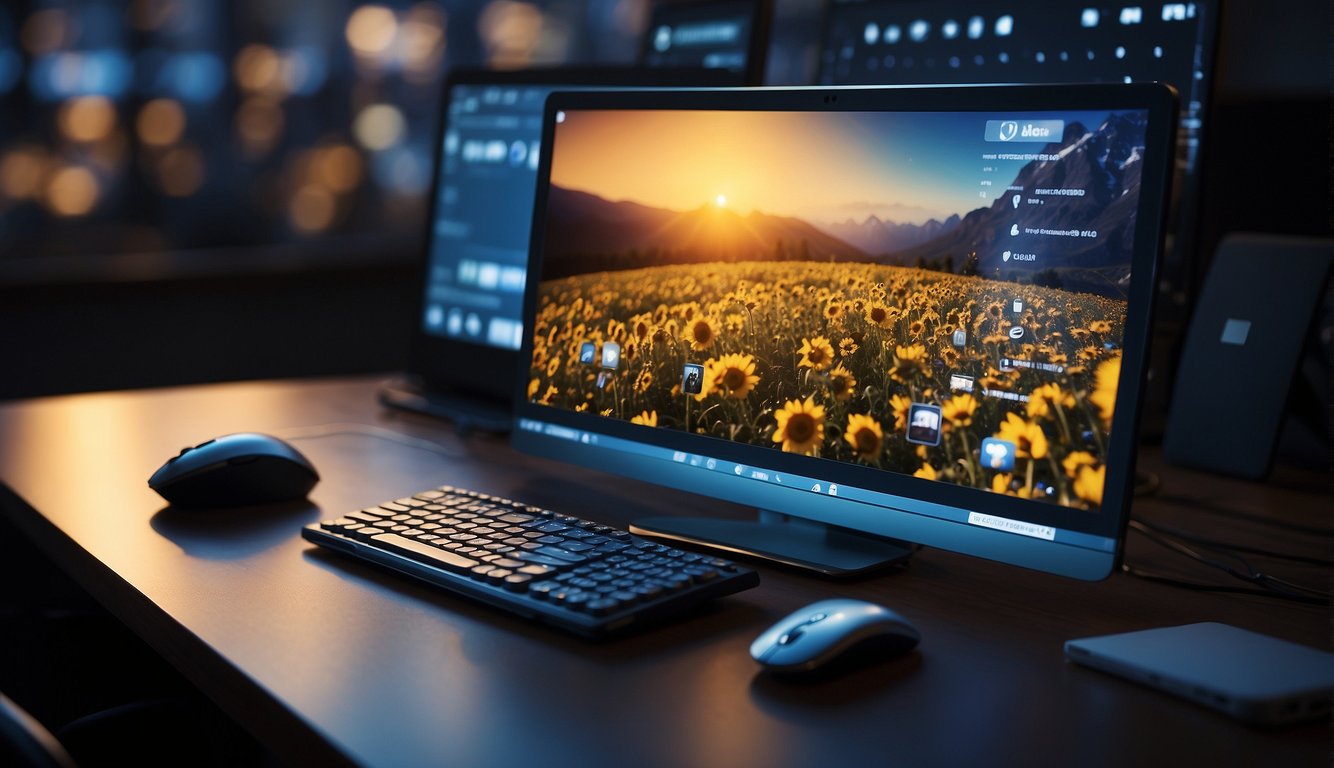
[940, 393, 979, 428]
[1062, 451, 1097, 478]
[995, 412, 1049, 459]
[797, 336, 835, 371]
[844, 414, 884, 463]
[1026, 383, 1075, 421]
[631, 410, 658, 427]
[712, 353, 760, 399]
[890, 393, 913, 432]
[827, 364, 858, 401]
[866, 302, 896, 329]
[1089, 355, 1121, 427]
[913, 462, 938, 481]
[889, 344, 928, 383]
[772, 396, 826, 455]
[1074, 464, 1105, 505]
[684, 316, 718, 351]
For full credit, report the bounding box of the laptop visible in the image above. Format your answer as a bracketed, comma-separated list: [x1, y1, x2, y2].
[381, 67, 739, 433]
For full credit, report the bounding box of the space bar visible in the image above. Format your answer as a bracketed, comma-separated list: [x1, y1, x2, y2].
[370, 533, 481, 572]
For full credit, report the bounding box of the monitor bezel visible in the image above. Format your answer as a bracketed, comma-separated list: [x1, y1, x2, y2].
[512, 83, 1178, 580]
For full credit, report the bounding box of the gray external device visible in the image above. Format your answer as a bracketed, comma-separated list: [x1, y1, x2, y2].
[1065, 622, 1334, 726]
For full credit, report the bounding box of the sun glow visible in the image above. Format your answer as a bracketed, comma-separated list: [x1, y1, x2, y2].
[714, 194, 727, 207]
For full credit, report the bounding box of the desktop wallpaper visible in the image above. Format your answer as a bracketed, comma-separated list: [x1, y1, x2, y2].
[529, 107, 1149, 510]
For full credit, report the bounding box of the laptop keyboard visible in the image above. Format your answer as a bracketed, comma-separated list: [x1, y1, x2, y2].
[302, 485, 759, 637]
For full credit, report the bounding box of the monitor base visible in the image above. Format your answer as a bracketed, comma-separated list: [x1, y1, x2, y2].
[629, 514, 914, 577]
[379, 380, 511, 434]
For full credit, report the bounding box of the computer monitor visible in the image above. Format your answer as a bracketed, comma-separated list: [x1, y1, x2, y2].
[386, 67, 731, 429]
[816, 1, 1218, 307]
[512, 83, 1178, 579]
[640, 0, 773, 85]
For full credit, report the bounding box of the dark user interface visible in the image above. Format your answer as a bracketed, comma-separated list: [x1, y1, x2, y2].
[819, 1, 1211, 176]
[643, 1, 759, 73]
[421, 84, 551, 351]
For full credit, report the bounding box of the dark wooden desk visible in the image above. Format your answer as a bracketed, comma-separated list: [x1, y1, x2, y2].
[1, 376, 1328, 767]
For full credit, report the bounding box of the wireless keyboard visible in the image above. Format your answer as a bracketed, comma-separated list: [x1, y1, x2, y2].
[302, 485, 759, 637]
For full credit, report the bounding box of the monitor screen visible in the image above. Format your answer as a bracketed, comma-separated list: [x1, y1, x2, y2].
[513, 85, 1175, 579]
[419, 81, 556, 351]
[641, 0, 772, 85]
[816, 1, 1216, 295]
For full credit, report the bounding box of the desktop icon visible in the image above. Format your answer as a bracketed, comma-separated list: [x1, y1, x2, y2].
[981, 438, 1016, 471]
[952, 328, 967, 347]
[601, 342, 621, 369]
[1000, 357, 1014, 371]
[1010, 223, 1020, 236]
[949, 372, 975, 392]
[811, 483, 822, 493]
[705, 458, 717, 470]
[579, 342, 596, 364]
[1012, 298, 1023, 313]
[828, 484, 839, 496]
[596, 371, 611, 389]
[1003, 250, 1012, 262]
[906, 403, 943, 446]
[1009, 325, 1025, 340]
[682, 363, 704, 395]
[1012, 193, 1021, 208]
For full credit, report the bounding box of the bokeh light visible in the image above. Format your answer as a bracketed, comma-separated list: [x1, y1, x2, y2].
[352, 103, 405, 151]
[0, 148, 48, 200]
[137, 98, 186, 146]
[58, 95, 118, 143]
[478, 1, 543, 68]
[289, 183, 337, 232]
[44, 165, 99, 216]
[346, 5, 398, 57]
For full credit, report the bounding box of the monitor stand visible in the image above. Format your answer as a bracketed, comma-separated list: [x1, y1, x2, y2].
[629, 511, 914, 577]
[379, 379, 511, 434]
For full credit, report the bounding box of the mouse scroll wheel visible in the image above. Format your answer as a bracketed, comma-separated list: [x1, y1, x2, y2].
[777, 628, 804, 646]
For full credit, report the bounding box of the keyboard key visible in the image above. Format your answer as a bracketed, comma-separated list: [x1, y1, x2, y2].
[371, 533, 481, 573]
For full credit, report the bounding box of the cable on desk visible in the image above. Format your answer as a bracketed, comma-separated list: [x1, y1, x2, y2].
[275, 423, 466, 460]
[1129, 515, 1334, 567]
[1125, 520, 1332, 605]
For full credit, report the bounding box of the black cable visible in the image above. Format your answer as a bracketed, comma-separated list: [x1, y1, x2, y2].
[1120, 563, 1330, 605]
[1126, 520, 1332, 605]
[1130, 515, 1334, 567]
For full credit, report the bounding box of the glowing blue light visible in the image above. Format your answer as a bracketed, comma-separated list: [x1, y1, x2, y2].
[164, 52, 226, 102]
[909, 19, 930, 42]
[29, 50, 133, 101]
[968, 16, 984, 39]
[942, 20, 959, 39]
[283, 47, 328, 97]
[995, 15, 1014, 37]
[883, 25, 901, 44]
[1081, 8, 1100, 27]
[863, 23, 878, 45]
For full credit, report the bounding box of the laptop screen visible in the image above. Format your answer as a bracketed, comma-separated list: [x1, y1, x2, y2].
[513, 85, 1176, 579]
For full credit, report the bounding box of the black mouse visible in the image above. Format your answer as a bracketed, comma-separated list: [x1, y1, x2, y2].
[148, 433, 319, 508]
